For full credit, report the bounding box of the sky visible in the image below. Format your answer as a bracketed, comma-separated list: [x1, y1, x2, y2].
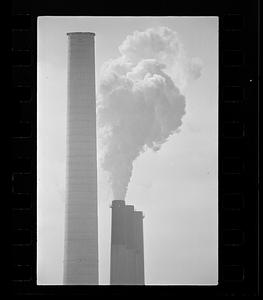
[37, 16, 218, 285]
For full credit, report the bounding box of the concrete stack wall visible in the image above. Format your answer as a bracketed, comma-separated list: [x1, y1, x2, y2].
[110, 200, 145, 285]
[125, 205, 136, 284]
[134, 211, 145, 285]
[110, 200, 126, 284]
[64, 32, 98, 285]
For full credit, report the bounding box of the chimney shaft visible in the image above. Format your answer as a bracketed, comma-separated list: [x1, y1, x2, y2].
[134, 211, 145, 284]
[63, 32, 98, 285]
[110, 201, 145, 285]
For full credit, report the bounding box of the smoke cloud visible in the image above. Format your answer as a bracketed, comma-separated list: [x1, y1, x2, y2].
[97, 27, 202, 199]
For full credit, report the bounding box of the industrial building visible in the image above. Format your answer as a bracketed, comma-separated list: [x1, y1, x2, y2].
[63, 32, 98, 285]
[110, 200, 145, 285]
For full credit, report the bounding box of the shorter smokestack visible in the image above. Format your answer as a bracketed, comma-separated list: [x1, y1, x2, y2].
[134, 211, 145, 285]
[110, 200, 145, 285]
[124, 205, 136, 284]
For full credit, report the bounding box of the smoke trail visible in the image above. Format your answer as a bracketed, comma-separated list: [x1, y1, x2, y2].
[97, 27, 202, 199]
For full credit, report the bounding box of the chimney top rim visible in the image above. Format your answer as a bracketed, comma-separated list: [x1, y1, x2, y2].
[67, 32, 95, 36]
[112, 200, 125, 206]
[126, 205, 134, 209]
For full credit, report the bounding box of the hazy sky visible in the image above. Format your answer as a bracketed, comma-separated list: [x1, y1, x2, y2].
[37, 16, 218, 285]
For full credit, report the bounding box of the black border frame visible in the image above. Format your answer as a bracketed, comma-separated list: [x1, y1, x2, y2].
[11, 0, 261, 296]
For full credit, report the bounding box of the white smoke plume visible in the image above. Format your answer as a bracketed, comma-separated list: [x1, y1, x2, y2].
[97, 27, 202, 199]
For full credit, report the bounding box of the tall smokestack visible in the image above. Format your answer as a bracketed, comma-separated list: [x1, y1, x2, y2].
[63, 32, 98, 285]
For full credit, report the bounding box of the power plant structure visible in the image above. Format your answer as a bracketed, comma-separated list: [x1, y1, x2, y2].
[110, 200, 145, 285]
[63, 32, 98, 285]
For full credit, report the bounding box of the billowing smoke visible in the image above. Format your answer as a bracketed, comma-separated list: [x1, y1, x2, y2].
[97, 27, 202, 199]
